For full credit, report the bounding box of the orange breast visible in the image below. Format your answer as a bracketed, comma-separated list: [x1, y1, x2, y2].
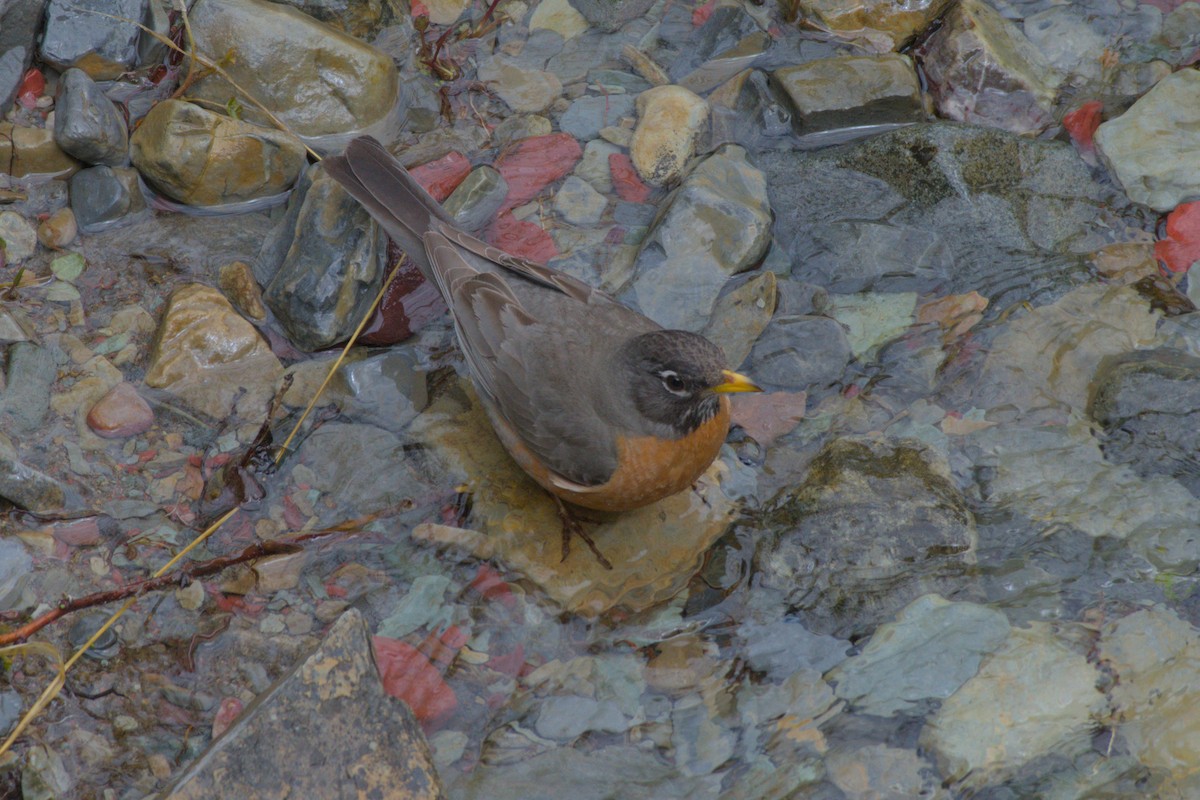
[488, 397, 731, 512]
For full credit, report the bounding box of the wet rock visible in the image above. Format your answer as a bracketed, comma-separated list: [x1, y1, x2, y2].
[159, 609, 445, 799]
[187, 0, 399, 138]
[915, 0, 1061, 135]
[39, 0, 142, 79]
[1, 341, 56, 433]
[86, 381, 153, 439]
[0, 539, 33, 611]
[410, 379, 739, 618]
[528, 0, 588, 40]
[976, 284, 1158, 413]
[0, 123, 79, 178]
[492, 114, 552, 147]
[261, 163, 389, 350]
[22, 744, 73, 799]
[757, 124, 1112, 300]
[737, 619, 847, 678]
[574, 139, 619, 195]
[68, 165, 146, 232]
[826, 291, 917, 361]
[1095, 70, 1200, 212]
[1100, 606, 1200, 795]
[0, 434, 65, 513]
[443, 166, 508, 233]
[450, 746, 711, 800]
[284, 0, 397, 39]
[828, 594, 1010, 716]
[0, 47, 27, 112]
[772, 54, 922, 137]
[145, 283, 284, 421]
[535, 694, 630, 740]
[1088, 349, 1200, 497]
[570, 0, 654, 32]
[970, 419, 1200, 573]
[631, 85, 708, 187]
[553, 175, 607, 225]
[626, 145, 771, 331]
[218, 261, 267, 322]
[294, 422, 429, 520]
[334, 349, 429, 434]
[0, 1, 45, 76]
[793, 0, 953, 52]
[708, 69, 791, 150]
[678, 32, 771, 96]
[560, 93, 636, 142]
[36, 206, 77, 250]
[130, 100, 306, 207]
[747, 314, 850, 392]
[701, 271, 776, 370]
[589, 68, 652, 95]
[1022, 6, 1108, 85]
[758, 436, 977, 638]
[495, 132, 583, 212]
[479, 56, 563, 114]
[423, 0, 469, 25]
[0, 211, 37, 263]
[919, 624, 1102, 790]
[826, 744, 939, 800]
[53, 68, 128, 166]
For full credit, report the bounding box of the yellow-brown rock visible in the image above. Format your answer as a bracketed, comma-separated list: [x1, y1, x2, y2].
[0, 123, 80, 178]
[795, 0, 954, 52]
[410, 378, 738, 618]
[145, 283, 283, 420]
[129, 100, 306, 207]
[631, 85, 709, 187]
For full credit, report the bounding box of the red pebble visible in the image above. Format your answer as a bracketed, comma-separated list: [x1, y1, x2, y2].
[692, 0, 715, 26]
[495, 133, 583, 212]
[609, 153, 651, 203]
[17, 68, 44, 109]
[211, 697, 243, 739]
[1062, 101, 1102, 154]
[411, 0, 429, 17]
[409, 151, 471, 202]
[52, 518, 103, 547]
[469, 564, 515, 607]
[1156, 201, 1200, 274]
[486, 644, 526, 677]
[373, 637, 459, 727]
[487, 212, 558, 262]
[360, 242, 447, 345]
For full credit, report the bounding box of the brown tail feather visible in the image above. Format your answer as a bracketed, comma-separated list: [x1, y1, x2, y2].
[322, 136, 454, 280]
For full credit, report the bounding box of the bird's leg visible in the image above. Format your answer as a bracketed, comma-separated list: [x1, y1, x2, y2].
[552, 496, 613, 570]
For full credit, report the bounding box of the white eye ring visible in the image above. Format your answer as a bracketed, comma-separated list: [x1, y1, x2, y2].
[659, 370, 687, 395]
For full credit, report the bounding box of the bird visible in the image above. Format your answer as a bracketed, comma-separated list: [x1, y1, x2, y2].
[323, 136, 760, 568]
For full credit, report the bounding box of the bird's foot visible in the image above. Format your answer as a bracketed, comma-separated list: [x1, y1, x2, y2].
[553, 497, 613, 571]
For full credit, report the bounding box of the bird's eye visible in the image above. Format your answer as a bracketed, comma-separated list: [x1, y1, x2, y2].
[659, 370, 686, 394]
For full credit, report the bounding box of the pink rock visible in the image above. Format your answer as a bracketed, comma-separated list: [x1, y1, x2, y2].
[87, 382, 154, 439]
[409, 151, 471, 202]
[1156, 201, 1200, 274]
[52, 517, 103, 547]
[487, 212, 558, 262]
[372, 637, 459, 727]
[609, 153, 651, 203]
[494, 133, 583, 212]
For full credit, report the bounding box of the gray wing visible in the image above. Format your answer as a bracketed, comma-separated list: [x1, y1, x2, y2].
[424, 232, 624, 486]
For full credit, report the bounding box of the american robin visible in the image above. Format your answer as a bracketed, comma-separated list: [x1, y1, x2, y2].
[324, 137, 760, 568]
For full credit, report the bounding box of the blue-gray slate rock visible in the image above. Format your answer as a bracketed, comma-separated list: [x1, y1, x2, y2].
[69, 165, 146, 232]
[559, 93, 636, 141]
[39, 0, 144, 79]
[1, 341, 57, 433]
[755, 124, 1127, 304]
[0, 46, 28, 112]
[54, 68, 129, 166]
[261, 163, 390, 351]
[624, 144, 772, 331]
[568, 0, 655, 32]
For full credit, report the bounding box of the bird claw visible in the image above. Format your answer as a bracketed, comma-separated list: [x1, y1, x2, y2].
[553, 498, 613, 570]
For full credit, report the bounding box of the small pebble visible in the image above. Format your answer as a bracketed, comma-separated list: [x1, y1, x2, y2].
[86, 381, 154, 439]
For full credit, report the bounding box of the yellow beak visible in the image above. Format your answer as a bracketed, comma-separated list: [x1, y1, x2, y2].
[712, 369, 762, 394]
